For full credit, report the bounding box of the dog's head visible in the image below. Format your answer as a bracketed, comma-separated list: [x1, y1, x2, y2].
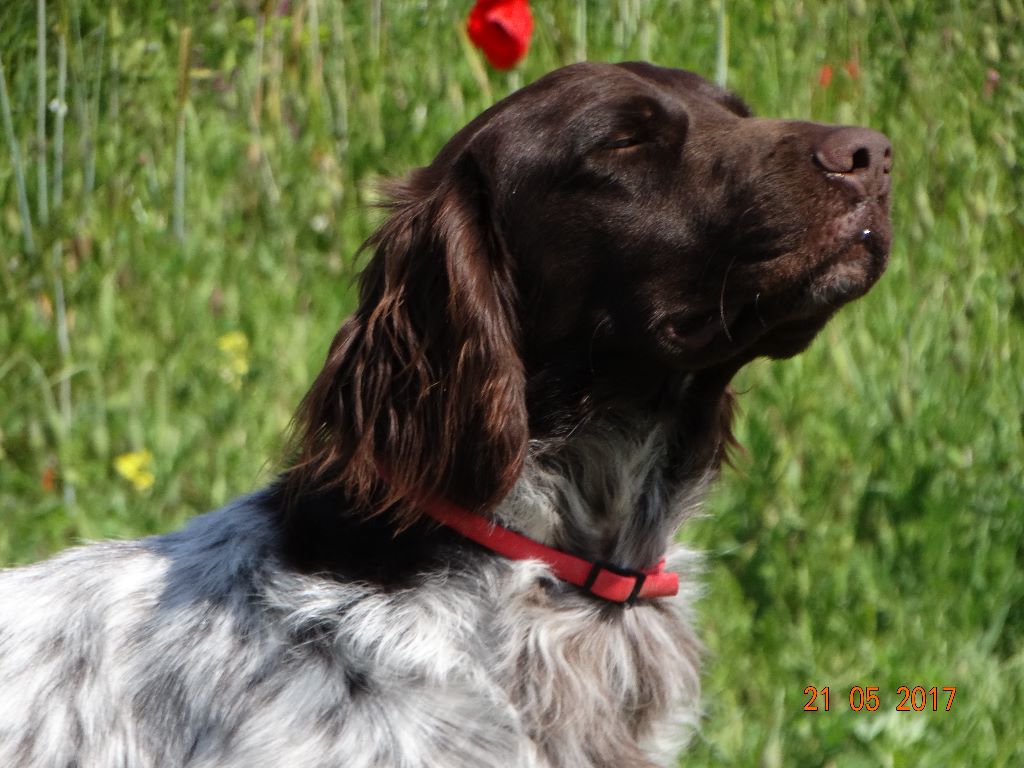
[287, 62, 892, 523]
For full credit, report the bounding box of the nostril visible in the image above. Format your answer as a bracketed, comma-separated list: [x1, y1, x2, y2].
[851, 147, 871, 171]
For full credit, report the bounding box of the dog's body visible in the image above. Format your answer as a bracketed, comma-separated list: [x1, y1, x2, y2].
[0, 62, 891, 767]
[0, 416, 703, 767]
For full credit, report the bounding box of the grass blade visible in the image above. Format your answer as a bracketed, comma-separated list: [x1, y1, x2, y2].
[36, 0, 49, 224]
[0, 57, 36, 254]
[52, 23, 66, 208]
[716, 0, 729, 88]
[173, 25, 191, 241]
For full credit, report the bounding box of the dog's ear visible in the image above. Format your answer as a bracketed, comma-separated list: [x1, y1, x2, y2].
[286, 152, 528, 527]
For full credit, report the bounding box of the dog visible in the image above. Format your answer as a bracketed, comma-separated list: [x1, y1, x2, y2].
[0, 62, 891, 767]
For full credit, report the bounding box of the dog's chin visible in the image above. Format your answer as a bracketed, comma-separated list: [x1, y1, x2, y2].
[808, 226, 890, 303]
[752, 313, 835, 359]
[746, 252, 889, 360]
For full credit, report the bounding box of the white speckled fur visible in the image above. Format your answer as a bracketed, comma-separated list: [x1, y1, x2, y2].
[0, 414, 707, 768]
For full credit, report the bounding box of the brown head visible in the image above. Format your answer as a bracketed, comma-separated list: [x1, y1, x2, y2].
[284, 61, 892, 526]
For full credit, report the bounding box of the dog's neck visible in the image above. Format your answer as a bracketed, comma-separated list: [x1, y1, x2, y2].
[275, 365, 734, 582]
[496, 371, 733, 570]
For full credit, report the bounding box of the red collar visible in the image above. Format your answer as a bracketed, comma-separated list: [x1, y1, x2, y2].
[419, 495, 679, 605]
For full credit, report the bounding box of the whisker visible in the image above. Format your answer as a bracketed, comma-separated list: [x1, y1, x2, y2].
[588, 315, 612, 374]
[718, 251, 740, 343]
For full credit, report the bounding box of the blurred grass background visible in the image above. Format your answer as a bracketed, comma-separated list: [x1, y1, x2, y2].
[1, 0, 1022, 765]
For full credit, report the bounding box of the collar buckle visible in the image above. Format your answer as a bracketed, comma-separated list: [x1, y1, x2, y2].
[582, 560, 649, 606]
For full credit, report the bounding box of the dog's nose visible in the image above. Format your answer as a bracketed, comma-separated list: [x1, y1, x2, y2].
[813, 127, 892, 199]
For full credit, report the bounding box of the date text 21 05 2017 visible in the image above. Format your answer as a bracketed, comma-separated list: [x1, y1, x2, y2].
[802, 685, 957, 712]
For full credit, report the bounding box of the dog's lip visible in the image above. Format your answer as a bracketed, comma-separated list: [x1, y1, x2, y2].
[755, 209, 891, 306]
[661, 305, 742, 349]
[860, 227, 887, 257]
[659, 213, 891, 360]
[835, 200, 892, 256]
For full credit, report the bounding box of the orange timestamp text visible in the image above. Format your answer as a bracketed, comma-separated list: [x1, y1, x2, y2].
[803, 685, 956, 712]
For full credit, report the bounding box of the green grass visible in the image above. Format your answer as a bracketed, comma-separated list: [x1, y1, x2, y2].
[2, 1, 1022, 764]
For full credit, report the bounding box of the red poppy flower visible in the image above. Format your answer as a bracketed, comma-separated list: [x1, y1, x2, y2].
[818, 64, 834, 88]
[467, 0, 533, 70]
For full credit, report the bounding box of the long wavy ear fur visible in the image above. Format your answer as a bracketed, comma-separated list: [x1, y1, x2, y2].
[284, 153, 527, 527]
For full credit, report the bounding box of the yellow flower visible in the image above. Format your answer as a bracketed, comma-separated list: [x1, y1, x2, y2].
[217, 330, 250, 390]
[114, 449, 155, 492]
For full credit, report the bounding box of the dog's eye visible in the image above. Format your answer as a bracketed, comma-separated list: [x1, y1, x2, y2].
[604, 133, 645, 150]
